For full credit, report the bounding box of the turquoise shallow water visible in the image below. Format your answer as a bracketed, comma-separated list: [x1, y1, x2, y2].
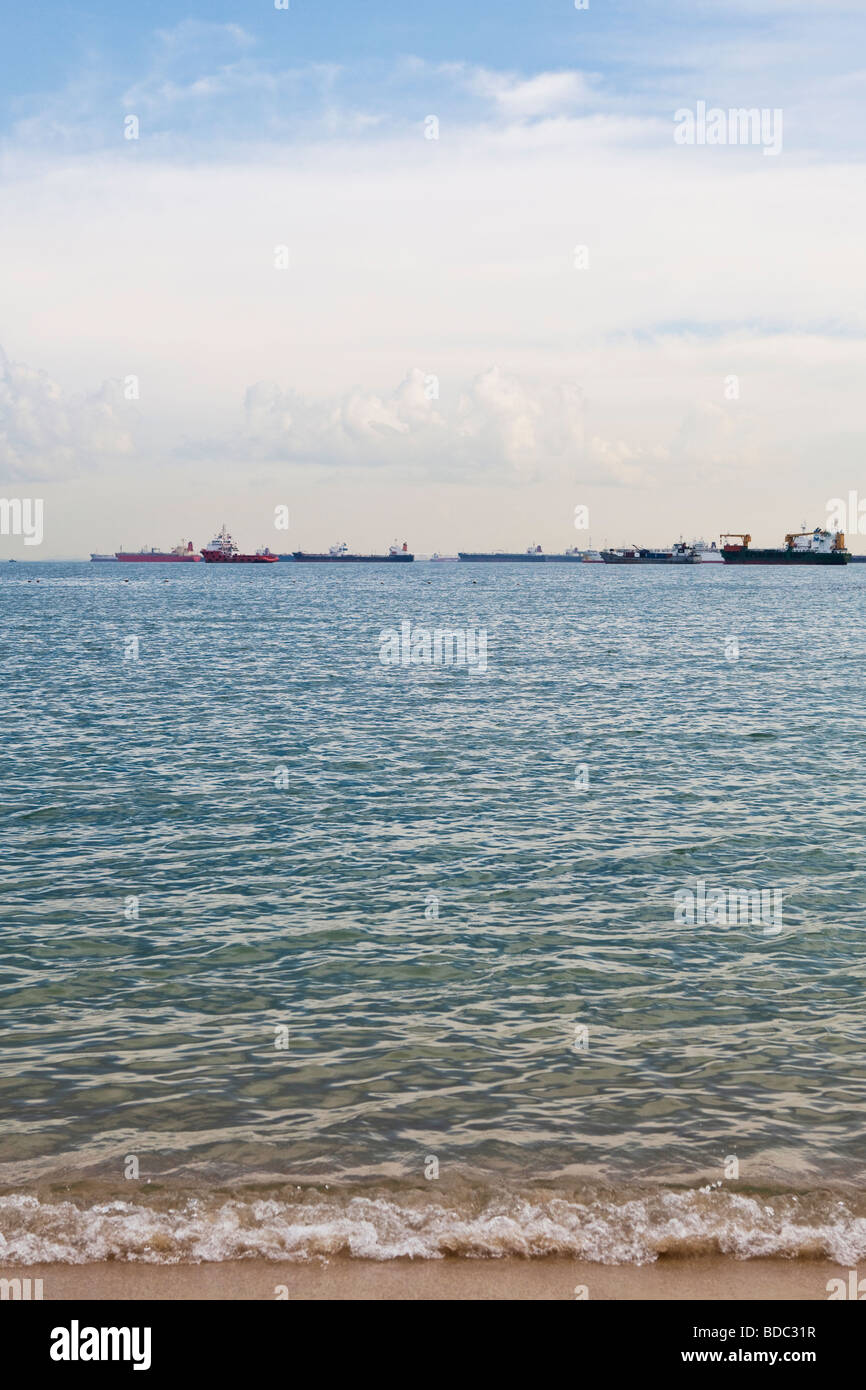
[1, 559, 865, 1261]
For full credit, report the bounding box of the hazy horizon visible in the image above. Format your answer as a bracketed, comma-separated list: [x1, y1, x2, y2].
[1, 0, 864, 557]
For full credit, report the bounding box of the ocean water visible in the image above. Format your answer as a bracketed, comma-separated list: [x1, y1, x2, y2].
[1, 558, 865, 1264]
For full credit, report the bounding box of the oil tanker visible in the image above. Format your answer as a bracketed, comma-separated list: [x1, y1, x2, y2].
[458, 544, 589, 561]
[114, 540, 201, 562]
[288, 541, 413, 562]
[720, 528, 850, 565]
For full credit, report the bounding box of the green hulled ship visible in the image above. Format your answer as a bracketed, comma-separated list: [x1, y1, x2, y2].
[721, 528, 850, 565]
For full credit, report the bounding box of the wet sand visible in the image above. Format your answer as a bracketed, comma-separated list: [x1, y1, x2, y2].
[14, 1256, 841, 1300]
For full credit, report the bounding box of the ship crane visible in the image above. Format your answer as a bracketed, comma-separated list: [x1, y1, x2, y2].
[720, 533, 751, 547]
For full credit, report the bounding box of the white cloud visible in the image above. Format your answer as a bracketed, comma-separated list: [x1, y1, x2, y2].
[468, 69, 596, 118]
[223, 367, 588, 483]
[0, 350, 136, 482]
[122, 61, 342, 121]
[455, 368, 584, 476]
[152, 21, 256, 55]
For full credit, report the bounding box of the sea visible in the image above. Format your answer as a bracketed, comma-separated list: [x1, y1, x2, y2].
[1, 558, 865, 1265]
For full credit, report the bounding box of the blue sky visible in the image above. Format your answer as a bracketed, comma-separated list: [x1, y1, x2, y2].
[0, 2, 864, 554]
[2, 1, 861, 149]
[0, 2, 667, 113]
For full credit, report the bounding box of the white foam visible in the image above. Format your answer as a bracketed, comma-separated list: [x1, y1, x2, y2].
[1, 1186, 865, 1265]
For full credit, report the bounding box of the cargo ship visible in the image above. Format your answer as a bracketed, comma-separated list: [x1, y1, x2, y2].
[601, 546, 673, 564]
[458, 545, 589, 561]
[720, 528, 850, 565]
[289, 541, 413, 562]
[115, 540, 201, 562]
[201, 525, 279, 563]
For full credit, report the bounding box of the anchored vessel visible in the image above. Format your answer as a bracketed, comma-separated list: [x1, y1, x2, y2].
[114, 540, 201, 562]
[601, 546, 673, 564]
[670, 539, 724, 564]
[720, 528, 850, 565]
[458, 545, 591, 562]
[289, 541, 413, 562]
[201, 525, 279, 563]
[671, 541, 697, 563]
[692, 539, 723, 563]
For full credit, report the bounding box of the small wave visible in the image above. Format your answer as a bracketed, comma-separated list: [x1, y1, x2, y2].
[1, 1184, 865, 1265]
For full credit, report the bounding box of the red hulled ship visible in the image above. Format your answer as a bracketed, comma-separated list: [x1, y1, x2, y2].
[201, 525, 279, 563]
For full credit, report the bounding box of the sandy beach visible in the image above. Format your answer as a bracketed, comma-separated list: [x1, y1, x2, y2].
[14, 1256, 842, 1301]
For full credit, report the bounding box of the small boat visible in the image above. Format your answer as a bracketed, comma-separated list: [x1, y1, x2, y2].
[671, 541, 699, 564]
[692, 539, 723, 563]
[671, 538, 723, 563]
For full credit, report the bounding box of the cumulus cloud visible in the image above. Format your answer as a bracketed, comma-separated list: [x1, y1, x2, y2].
[217, 363, 763, 497]
[241, 369, 441, 458]
[0, 350, 137, 482]
[455, 369, 585, 475]
[582, 437, 665, 489]
[212, 367, 594, 483]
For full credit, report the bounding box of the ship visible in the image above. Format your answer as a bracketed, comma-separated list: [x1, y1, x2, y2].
[601, 546, 673, 564]
[692, 539, 723, 563]
[201, 525, 279, 563]
[89, 553, 116, 562]
[671, 541, 698, 563]
[458, 545, 591, 562]
[670, 539, 723, 564]
[720, 528, 850, 565]
[428, 552, 459, 562]
[289, 540, 413, 562]
[115, 540, 201, 562]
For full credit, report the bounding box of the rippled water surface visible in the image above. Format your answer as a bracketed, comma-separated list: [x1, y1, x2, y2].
[1, 560, 865, 1259]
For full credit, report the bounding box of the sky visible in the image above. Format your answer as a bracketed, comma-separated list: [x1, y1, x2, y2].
[0, 0, 864, 556]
